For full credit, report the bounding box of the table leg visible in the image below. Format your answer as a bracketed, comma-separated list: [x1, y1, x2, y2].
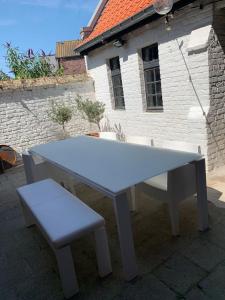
[195, 158, 209, 231]
[127, 187, 136, 212]
[113, 192, 138, 281]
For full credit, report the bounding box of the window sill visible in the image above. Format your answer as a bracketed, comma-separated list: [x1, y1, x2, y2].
[114, 108, 126, 111]
[146, 107, 164, 113]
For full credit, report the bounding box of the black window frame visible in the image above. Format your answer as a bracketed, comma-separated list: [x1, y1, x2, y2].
[109, 57, 125, 110]
[142, 44, 163, 111]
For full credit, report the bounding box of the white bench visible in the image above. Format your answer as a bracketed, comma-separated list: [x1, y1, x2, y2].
[17, 179, 112, 299]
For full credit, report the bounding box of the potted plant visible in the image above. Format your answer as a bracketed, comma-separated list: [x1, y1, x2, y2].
[48, 101, 73, 138]
[75, 95, 105, 137]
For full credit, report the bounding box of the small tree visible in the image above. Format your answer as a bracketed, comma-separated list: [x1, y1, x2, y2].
[48, 101, 73, 136]
[75, 95, 105, 130]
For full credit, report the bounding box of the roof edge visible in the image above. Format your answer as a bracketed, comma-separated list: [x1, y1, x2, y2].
[88, 0, 109, 30]
[76, 0, 198, 55]
[77, 4, 156, 54]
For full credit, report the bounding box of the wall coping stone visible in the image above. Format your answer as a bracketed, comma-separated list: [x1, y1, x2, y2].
[0, 74, 91, 92]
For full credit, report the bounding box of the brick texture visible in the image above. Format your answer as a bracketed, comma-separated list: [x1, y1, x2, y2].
[0, 76, 96, 154]
[58, 57, 86, 75]
[207, 8, 225, 171]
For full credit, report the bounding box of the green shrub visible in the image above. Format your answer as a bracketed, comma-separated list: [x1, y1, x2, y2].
[0, 70, 9, 81]
[75, 95, 105, 130]
[1, 43, 63, 80]
[48, 101, 73, 135]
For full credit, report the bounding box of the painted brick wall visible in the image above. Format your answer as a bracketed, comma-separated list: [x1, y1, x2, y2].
[86, 4, 213, 167]
[0, 76, 95, 154]
[207, 8, 225, 171]
[58, 57, 86, 75]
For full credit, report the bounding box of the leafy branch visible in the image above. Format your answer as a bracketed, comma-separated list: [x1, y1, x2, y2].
[1, 43, 63, 80]
[48, 101, 73, 135]
[75, 95, 105, 130]
[0, 70, 9, 81]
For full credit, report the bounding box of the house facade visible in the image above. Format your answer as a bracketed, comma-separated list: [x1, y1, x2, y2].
[77, 0, 225, 171]
[56, 40, 86, 75]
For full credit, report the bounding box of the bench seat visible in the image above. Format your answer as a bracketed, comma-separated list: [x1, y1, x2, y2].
[17, 178, 112, 298]
[18, 179, 104, 248]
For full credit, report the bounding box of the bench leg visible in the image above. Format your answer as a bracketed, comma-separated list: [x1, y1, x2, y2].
[168, 199, 180, 236]
[54, 246, 79, 299]
[21, 202, 35, 227]
[94, 226, 112, 278]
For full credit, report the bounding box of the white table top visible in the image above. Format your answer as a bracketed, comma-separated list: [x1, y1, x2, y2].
[30, 136, 202, 195]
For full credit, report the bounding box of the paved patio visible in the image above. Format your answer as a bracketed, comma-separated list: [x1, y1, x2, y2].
[1, 165, 225, 299]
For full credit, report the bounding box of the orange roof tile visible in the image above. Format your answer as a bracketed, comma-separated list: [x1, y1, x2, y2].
[82, 0, 154, 45]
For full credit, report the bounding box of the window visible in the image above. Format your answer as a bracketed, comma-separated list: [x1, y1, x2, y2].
[109, 57, 125, 110]
[142, 44, 163, 110]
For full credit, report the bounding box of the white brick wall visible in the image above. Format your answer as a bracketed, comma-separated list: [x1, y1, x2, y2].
[86, 4, 213, 167]
[207, 8, 225, 171]
[0, 78, 95, 154]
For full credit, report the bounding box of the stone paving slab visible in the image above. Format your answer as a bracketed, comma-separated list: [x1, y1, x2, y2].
[1, 166, 225, 299]
[199, 222, 225, 250]
[198, 263, 225, 300]
[117, 274, 177, 300]
[153, 254, 206, 295]
[181, 238, 225, 272]
[185, 287, 210, 300]
[14, 272, 64, 300]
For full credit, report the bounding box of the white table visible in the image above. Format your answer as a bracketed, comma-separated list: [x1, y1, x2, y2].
[30, 135, 208, 281]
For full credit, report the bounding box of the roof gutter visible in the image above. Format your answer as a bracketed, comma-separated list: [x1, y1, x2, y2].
[76, 0, 198, 55]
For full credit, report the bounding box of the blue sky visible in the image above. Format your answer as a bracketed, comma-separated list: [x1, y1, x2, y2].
[0, 0, 99, 73]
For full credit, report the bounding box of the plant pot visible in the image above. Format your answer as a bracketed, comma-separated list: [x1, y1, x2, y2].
[86, 132, 100, 138]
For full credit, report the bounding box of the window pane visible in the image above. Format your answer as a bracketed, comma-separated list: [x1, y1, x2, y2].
[112, 75, 121, 86]
[145, 69, 155, 83]
[147, 95, 157, 108]
[157, 95, 163, 107]
[142, 44, 158, 62]
[114, 87, 119, 97]
[114, 86, 124, 97]
[153, 95, 157, 106]
[110, 57, 120, 71]
[155, 67, 161, 81]
[119, 87, 124, 97]
[147, 83, 156, 94]
[147, 95, 154, 107]
[115, 97, 125, 108]
[156, 82, 161, 94]
[152, 46, 158, 60]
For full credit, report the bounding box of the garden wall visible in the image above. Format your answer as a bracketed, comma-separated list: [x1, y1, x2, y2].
[207, 8, 225, 171]
[0, 75, 95, 154]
